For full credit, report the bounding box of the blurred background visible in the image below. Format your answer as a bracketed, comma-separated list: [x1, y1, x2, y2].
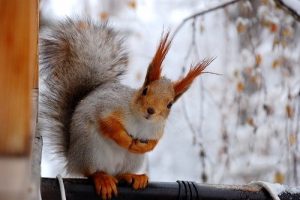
[40, 0, 300, 186]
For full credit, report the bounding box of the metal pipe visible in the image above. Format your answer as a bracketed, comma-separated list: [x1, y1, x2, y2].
[41, 178, 300, 200]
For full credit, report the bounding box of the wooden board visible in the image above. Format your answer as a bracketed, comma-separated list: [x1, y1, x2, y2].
[0, 0, 38, 156]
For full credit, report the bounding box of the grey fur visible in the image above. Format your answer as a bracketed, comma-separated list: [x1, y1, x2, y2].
[39, 18, 128, 159]
[39, 17, 212, 179]
[39, 19, 170, 176]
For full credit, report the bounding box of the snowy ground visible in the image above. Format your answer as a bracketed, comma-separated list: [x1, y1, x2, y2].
[41, 0, 300, 185]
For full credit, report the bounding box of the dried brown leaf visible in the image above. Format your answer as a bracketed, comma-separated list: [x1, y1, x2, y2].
[236, 81, 245, 93]
[255, 54, 262, 65]
[274, 171, 285, 184]
[128, 0, 137, 9]
[286, 104, 294, 118]
[237, 22, 246, 33]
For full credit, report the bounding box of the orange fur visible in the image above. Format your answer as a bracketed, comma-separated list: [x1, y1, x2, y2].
[99, 112, 132, 149]
[134, 80, 174, 121]
[90, 171, 118, 199]
[173, 58, 213, 100]
[144, 32, 172, 85]
[129, 139, 158, 154]
[99, 112, 159, 153]
[116, 173, 148, 190]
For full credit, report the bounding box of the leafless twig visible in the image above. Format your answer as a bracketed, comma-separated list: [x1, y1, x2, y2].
[273, 0, 300, 22]
[172, 0, 251, 40]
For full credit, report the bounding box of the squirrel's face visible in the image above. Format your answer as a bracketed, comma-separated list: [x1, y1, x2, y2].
[133, 78, 175, 122]
[131, 32, 213, 122]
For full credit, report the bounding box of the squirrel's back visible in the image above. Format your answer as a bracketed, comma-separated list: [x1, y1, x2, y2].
[39, 18, 128, 158]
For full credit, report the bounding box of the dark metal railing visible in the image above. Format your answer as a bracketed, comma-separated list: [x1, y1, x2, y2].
[41, 178, 300, 200]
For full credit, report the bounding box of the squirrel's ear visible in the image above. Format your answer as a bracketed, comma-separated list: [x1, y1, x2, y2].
[143, 32, 172, 86]
[173, 58, 214, 101]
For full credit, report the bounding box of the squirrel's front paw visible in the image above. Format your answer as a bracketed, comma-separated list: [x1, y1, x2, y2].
[116, 173, 148, 190]
[91, 171, 118, 199]
[128, 139, 158, 154]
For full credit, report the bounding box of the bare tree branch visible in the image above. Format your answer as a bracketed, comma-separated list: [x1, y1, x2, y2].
[274, 0, 300, 22]
[172, 0, 251, 40]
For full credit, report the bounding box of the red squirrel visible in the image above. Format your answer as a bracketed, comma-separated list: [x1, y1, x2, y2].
[39, 18, 213, 199]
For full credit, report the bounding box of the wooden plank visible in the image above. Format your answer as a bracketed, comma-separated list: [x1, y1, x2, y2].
[0, 0, 38, 156]
[0, 0, 39, 199]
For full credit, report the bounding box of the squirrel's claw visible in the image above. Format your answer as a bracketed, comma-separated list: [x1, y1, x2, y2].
[91, 171, 118, 199]
[117, 173, 148, 190]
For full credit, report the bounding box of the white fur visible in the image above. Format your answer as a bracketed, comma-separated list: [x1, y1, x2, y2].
[124, 112, 165, 140]
[67, 82, 166, 176]
[40, 19, 170, 178]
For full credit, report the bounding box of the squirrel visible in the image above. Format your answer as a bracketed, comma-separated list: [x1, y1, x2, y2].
[39, 18, 213, 199]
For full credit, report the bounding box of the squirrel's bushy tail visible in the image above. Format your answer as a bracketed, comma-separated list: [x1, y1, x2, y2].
[39, 18, 128, 158]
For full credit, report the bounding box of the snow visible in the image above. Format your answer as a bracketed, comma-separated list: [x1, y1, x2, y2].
[282, 0, 300, 15]
[40, 0, 300, 187]
[250, 181, 300, 200]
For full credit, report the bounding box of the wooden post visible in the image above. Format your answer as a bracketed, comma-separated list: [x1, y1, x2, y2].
[0, 0, 39, 199]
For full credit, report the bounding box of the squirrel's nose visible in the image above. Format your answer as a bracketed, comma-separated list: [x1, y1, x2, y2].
[147, 107, 155, 115]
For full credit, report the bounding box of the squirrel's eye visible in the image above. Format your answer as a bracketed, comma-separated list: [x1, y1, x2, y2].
[167, 102, 173, 109]
[142, 87, 148, 96]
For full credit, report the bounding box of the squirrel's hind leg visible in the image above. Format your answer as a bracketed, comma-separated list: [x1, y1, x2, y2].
[89, 171, 118, 200]
[116, 173, 148, 190]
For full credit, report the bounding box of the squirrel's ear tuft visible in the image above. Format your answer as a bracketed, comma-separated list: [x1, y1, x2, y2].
[144, 32, 172, 86]
[173, 58, 214, 101]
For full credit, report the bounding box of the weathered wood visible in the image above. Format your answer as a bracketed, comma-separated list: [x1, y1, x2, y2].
[0, 158, 30, 199]
[0, 0, 38, 156]
[0, 0, 39, 200]
[29, 89, 42, 200]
